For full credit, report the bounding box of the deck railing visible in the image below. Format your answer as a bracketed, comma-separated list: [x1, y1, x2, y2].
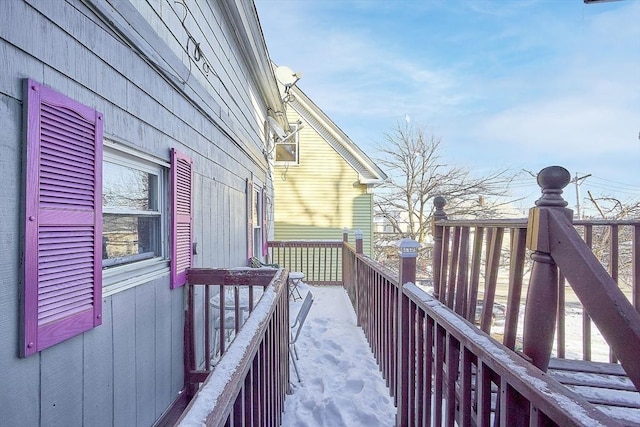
[433, 167, 640, 388]
[172, 168, 639, 426]
[433, 204, 640, 364]
[267, 240, 344, 285]
[177, 268, 289, 426]
[342, 235, 617, 425]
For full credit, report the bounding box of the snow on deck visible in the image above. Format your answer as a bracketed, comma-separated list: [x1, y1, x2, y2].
[282, 283, 396, 427]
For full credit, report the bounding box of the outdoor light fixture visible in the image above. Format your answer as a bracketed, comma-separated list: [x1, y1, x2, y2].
[583, 0, 623, 3]
[399, 238, 420, 257]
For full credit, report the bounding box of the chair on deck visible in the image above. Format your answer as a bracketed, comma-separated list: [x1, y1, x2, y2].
[249, 256, 279, 268]
[290, 291, 314, 382]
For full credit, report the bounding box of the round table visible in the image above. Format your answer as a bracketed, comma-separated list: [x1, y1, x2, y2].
[289, 272, 304, 300]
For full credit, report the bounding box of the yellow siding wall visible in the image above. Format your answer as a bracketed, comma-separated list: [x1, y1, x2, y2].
[273, 109, 374, 255]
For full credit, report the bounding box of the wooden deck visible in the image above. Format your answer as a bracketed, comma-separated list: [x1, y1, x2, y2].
[549, 358, 640, 426]
[178, 167, 639, 425]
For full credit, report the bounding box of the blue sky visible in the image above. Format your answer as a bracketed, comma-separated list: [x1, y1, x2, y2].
[255, 0, 640, 214]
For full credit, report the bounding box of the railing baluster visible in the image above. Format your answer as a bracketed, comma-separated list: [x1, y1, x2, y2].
[481, 227, 503, 333]
[583, 224, 593, 360]
[504, 228, 526, 350]
[634, 224, 640, 314]
[440, 227, 451, 304]
[609, 224, 619, 363]
[446, 226, 461, 309]
[455, 227, 470, 316]
[445, 334, 460, 427]
[434, 323, 445, 427]
[557, 272, 566, 359]
[459, 347, 473, 427]
[467, 226, 484, 323]
[425, 316, 434, 425]
[415, 308, 425, 427]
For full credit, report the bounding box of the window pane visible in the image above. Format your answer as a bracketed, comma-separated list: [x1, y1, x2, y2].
[102, 214, 161, 267]
[103, 161, 158, 211]
[253, 189, 261, 226]
[275, 143, 297, 162]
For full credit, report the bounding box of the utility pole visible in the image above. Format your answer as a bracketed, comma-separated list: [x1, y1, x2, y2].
[572, 172, 591, 219]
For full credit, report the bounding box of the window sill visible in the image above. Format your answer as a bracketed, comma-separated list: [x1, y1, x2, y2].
[102, 258, 170, 297]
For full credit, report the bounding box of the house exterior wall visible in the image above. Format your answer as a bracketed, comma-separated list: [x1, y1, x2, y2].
[0, 0, 277, 425]
[273, 108, 374, 256]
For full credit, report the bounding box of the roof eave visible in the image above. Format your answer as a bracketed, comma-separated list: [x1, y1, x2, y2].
[220, 0, 286, 117]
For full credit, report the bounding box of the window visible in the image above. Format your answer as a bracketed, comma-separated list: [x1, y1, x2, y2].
[274, 123, 299, 165]
[247, 180, 268, 259]
[102, 150, 165, 268]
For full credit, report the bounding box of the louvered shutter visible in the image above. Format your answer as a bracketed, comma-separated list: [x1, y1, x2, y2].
[247, 178, 254, 259]
[171, 149, 193, 288]
[22, 79, 103, 357]
[262, 188, 268, 256]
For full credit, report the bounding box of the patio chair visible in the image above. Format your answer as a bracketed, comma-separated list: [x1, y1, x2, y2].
[249, 256, 279, 268]
[290, 291, 314, 382]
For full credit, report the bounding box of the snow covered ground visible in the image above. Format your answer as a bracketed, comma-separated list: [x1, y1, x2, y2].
[282, 283, 396, 426]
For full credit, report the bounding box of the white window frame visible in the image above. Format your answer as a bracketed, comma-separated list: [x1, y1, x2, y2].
[274, 123, 299, 166]
[102, 140, 170, 296]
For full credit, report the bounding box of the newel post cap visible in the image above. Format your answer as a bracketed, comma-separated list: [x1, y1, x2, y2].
[433, 196, 446, 209]
[433, 196, 447, 221]
[535, 166, 571, 208]
[398, 238, 420, 258]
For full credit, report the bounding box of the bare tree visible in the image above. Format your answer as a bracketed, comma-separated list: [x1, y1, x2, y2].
[585, 191, 640, 290]
[373, 121, 519, 273]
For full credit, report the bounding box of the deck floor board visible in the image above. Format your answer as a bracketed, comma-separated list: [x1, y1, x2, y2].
[549, 358, 640, 426]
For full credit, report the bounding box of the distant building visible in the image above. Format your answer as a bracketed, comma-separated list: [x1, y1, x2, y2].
[272, 84, 387, 256]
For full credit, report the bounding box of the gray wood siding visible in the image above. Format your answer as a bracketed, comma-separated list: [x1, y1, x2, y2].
[0, 0, 273, 425]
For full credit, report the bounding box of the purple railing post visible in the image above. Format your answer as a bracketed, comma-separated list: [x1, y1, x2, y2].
[432, 196, 447, 299]
[343, 227, 349, 243]
[523, 166, 573, 371]
[396, 238, 419, 426]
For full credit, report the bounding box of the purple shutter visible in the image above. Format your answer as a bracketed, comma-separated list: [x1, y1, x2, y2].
[262, 188, 268, 256]
[171, 149, 193, 288]
[22, 79, 103, 357]
[247, 178, 254, 260]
